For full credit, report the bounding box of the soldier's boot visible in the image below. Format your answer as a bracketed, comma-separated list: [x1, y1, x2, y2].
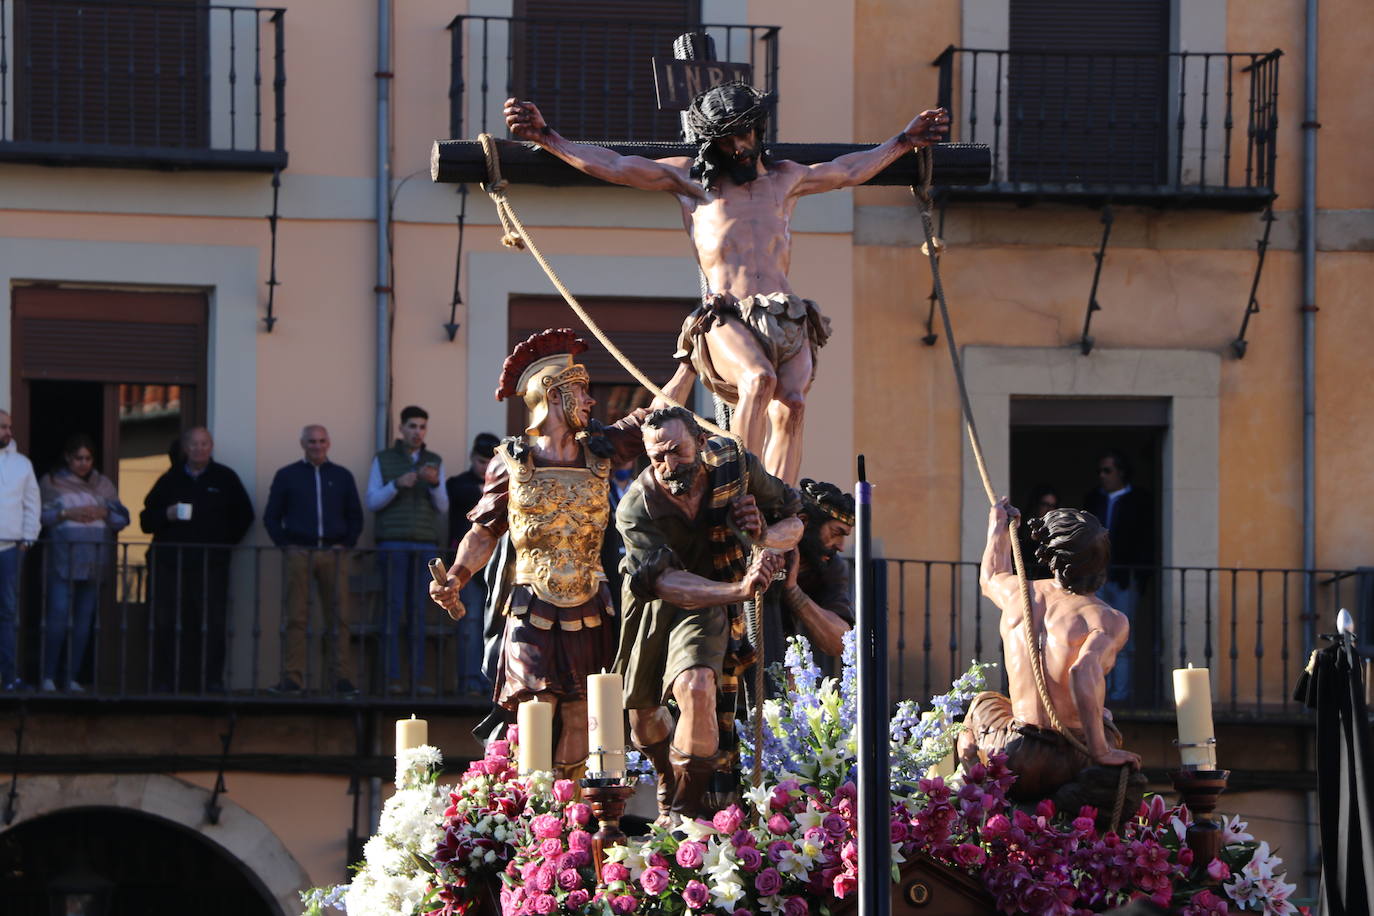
[669, 744, 718, 824]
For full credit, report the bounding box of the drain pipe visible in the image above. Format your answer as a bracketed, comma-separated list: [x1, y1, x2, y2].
[1300, 0, 1321, 901]
[375, 0, 394, 452]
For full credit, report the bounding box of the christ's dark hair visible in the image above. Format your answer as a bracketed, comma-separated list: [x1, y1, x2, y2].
[1026, 508, 1111, 595]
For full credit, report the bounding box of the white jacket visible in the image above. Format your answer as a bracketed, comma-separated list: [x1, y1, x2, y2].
[0, 440, 40, 545]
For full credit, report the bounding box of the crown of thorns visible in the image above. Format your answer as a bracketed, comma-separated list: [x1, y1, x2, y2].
[800, 478, 855, 527]
[684, 81, 775, 140]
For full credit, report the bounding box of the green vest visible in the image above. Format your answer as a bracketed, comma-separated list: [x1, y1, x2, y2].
[374, 441, 443, 544]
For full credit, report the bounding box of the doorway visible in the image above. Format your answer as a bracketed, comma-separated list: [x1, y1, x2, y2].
[0, 807, 278, 916]
[1009, 396, 1167, 707]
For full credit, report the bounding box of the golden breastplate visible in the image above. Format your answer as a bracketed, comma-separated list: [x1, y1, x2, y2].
[504, 447, 610, 607]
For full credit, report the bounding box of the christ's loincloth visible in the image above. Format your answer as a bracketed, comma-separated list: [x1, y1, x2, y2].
[674, 293, 832, 403]
[964, 690, 1127, 803]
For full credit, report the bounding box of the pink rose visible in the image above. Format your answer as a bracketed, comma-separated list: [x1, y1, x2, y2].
[601, 862, 629, 883]
[782, 896, 809, 916]
[531, 893, 558, 915]
[682, 881, 710, 910]
[675, 841, 705, 869]
[833, 872, 857, 898]
[540, 837, 564, 858]
[953, 843, 986, 867]
[737, 845, 763, 873]
[639, 866, 670, 895]
[568, 830, 593, 851]
[553, 779, 576, 803]
[1206, 858, 1231, 881]
[566, 803, 592, 826]
[648, 852, 672, 869]
[532, 814, 563, 839]
[755, 867, 783, 897]
[507, 725, 521, 745]
[532, 864, 556, 892]
[889, 820, 909, 843]
[982, 813, 1011, 839]
[566, 890, 590, 909]
[767, 813, 792, 835]
[1035, 798, 1056, 819]
[713, 805, 744, 835]
[733, 910, 752, 916]
[490, 739, 512, 758]
[611, 895, 638, 914]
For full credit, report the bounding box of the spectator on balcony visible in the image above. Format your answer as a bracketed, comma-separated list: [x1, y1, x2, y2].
[38, 433, 130, 692]
[140, 427, 254, 693]
[367, 406, 448, 695]
[0, 410, 40, 691]
[445, 432, 499, 696]
[1019, 484, 1060, 581]
[1083, 449, 1154, 704]
[263, 425, 364, 697]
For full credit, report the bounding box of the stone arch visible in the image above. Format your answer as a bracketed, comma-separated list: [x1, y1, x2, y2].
[0, 773, 311, 916]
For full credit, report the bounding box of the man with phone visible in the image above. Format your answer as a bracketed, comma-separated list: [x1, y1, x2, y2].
[367, 405, 448, 695]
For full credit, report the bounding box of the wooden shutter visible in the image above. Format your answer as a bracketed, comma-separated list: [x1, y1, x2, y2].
[1007, 0, 1170, 185]
[514, 0, 700, 140]
[14, 0, 208, 148]
[12, 286, 207, 384]
[506, 295, 694, 433]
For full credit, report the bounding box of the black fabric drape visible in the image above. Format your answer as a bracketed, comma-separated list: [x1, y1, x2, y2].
[1295, 634, 1374, 916]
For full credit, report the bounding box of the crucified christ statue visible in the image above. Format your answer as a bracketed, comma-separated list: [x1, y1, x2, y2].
[504, 84, 948, 484]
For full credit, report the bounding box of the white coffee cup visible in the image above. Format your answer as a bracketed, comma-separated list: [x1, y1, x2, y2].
[175, 502, 194, 521]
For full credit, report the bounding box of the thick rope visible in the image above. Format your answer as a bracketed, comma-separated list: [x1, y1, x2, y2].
[914, 148, 1130, 828]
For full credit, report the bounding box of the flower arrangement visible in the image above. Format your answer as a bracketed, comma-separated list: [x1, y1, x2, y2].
[299, 745, 450, 916]
[325, 633, 1305, 916]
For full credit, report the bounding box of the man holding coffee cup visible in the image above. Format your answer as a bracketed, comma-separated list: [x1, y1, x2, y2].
[140, 426, 254, 693]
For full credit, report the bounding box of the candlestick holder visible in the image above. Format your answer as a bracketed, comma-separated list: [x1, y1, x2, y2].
[1171, 767, 1230, 882]
[580, 776, 635, 880]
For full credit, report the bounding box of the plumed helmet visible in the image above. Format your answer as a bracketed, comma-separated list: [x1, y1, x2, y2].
[495, 328, 591, 435]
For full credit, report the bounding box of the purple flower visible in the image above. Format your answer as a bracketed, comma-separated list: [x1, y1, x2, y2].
[737, 845, 763, 873]
[782, 895, 809, 916]
[682, 880, 710, 909]
[731, 828, 756, 848]
[531, 893, 558, 915]
[565, 890, 590, 909]
[767, 840, 790, 863]
[675, 841, 705, 869]
[639, 866, 670, 895]
[755, 867, 783, 897]
[611, 895, 638, 914]
[823, 813, 848, 837]
[557, 868, 582, 891]
[953, 843, 986, 867]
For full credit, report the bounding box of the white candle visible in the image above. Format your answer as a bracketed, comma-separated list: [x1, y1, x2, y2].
[1172, 665, 1217, 769]
[396, 714, 428, 754]
[517, 699, 554, 775]
[587, 671, 626, 776]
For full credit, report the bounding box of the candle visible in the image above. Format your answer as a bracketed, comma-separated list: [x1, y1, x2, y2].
[517, 699, 554, 775]
[396, 714, 428, 754]
[1172, 665, 1217, 769]
[587, 671, 626, 776]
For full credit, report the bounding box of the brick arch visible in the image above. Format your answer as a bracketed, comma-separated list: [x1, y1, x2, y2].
[1, 773, 310, 916]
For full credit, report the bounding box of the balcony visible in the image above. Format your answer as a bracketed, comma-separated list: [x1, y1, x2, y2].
[447, 14, 779, 141]
[933, 46, 1281, 209]
[0, 0, 287, 171]
[4, 542, 1343, 726]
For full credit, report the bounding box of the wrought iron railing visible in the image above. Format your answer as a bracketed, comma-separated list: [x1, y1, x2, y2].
[7, 541, 488, 706]
[877, 558, 1348, 722]
[0, 0, 287, 170]
[932, 47, 1281, 204]
[447, 14, 779, 141]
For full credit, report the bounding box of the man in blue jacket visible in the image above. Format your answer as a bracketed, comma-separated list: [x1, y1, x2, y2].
[263, 425, 364, 695]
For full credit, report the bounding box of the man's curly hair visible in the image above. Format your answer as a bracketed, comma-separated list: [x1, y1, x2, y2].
[685, 81, 775, 189]
[1025, 508, 1111, 595]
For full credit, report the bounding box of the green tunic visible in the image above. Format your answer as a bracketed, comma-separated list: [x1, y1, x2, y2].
[613, 439, 796, 709]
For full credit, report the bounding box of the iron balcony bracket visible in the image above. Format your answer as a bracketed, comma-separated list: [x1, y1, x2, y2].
[444, 185, 469, 342]
[3, 702, 26, 825]
[1231, 206, 1277, 358]
[263, 166, 283, 332]
[205, 709, 238, 825]
[1079, 203, 1114, 355]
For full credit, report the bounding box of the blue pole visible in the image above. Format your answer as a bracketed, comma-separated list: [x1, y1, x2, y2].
[855, 455, 890, 916]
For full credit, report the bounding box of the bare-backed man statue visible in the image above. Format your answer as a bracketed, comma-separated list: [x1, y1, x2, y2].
[504, 85, 948, 484]
[960, 499, 1145, 823]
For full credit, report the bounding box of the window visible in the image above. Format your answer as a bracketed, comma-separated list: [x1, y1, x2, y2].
[14, 0, 208, 148]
